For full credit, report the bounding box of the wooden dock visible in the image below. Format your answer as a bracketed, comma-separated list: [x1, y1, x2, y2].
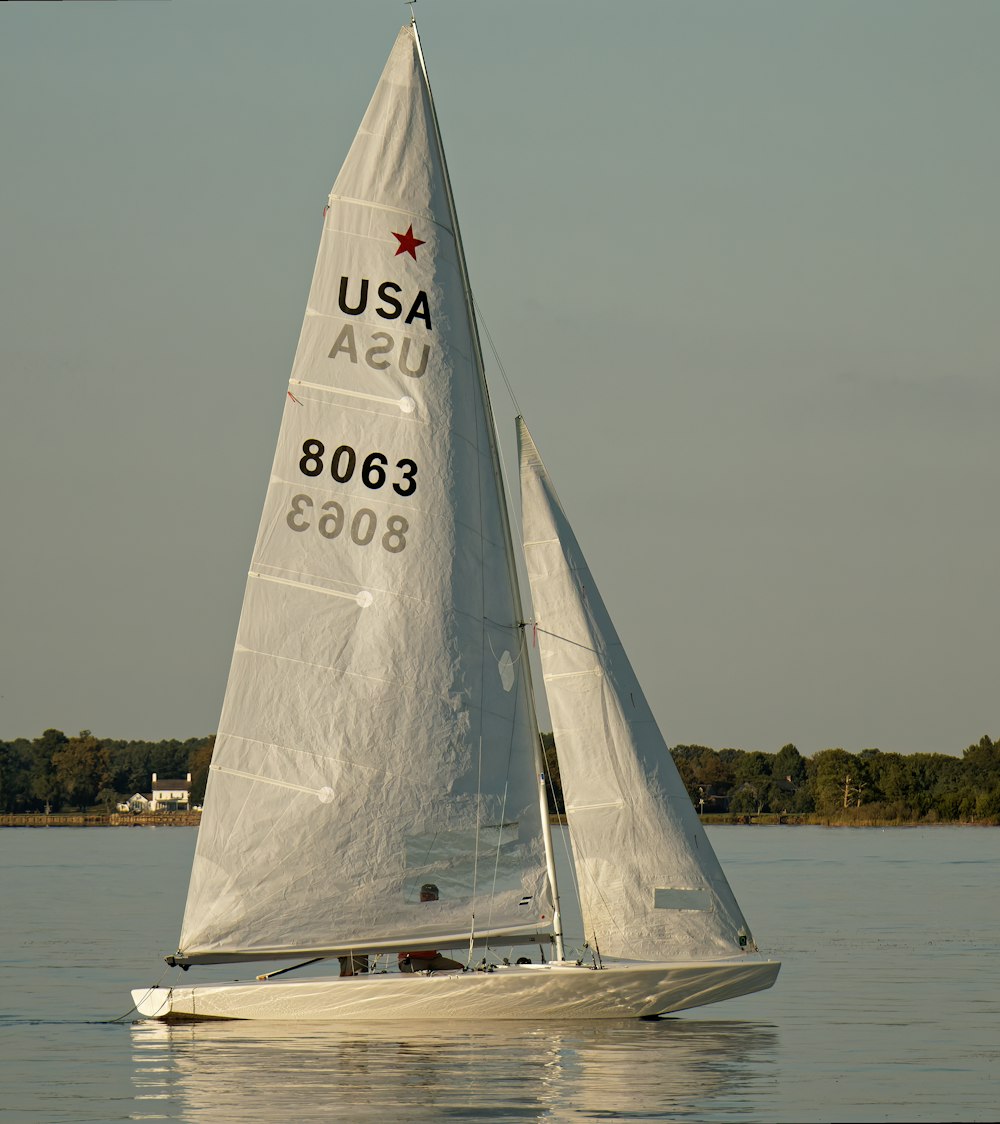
[0, 811, 202, 827]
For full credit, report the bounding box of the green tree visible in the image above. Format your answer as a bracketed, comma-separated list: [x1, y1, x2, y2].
[963, 735, 1000, 787]
[974, 785, 1000, 822]
[188, 736, 215, 806]
[0, 739, 33, 813]
[30, 729, 68, 811]
[773, 743, 807, 787]
[96, 786, 121, 813]
[772, 744, 812, 811]
[671, 745, 736, 811]
[730, 751, 777, 814]
[52, 731, 112, 809]
[809, 748, 858, 815]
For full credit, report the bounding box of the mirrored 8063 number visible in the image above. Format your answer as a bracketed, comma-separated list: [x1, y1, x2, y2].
[286, 494, 408, 553]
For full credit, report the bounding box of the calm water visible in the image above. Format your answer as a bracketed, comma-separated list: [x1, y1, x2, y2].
[1, 825, 997, 1122]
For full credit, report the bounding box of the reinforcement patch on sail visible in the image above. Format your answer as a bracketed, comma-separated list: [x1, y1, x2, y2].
[654, 888, 713, 912]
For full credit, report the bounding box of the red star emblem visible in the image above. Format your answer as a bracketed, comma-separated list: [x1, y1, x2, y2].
[392, 224, 426, 259]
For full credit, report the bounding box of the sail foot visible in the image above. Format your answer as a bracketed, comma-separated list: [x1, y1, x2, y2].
[167, 927, 556, 968]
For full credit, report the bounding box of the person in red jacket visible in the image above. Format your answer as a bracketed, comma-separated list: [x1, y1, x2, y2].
[398, 883, 464, 972]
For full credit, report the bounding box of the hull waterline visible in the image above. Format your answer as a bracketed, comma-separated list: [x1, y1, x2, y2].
[132, 958, 779, 1022]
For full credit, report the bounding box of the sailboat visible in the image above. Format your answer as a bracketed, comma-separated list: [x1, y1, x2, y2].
[132, 19, 779, 1022]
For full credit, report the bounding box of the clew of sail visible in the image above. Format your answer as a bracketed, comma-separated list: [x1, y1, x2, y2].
[175, 27, 552, 966]
[518, 418, 752, 963]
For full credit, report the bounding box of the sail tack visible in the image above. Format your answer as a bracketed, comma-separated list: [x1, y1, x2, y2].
[518, 418, 752, 962]
[177, 27, 551, 965]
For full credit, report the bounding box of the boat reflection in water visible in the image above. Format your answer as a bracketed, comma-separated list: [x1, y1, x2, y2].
[131, 1016, 778, 1120]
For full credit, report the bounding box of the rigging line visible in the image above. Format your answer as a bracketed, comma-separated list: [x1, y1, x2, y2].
[473, 295, 521, 416]
[482, 645, 527, 953]
[414, 829, 441, 872]
[486, 373, 526, 553]
[468, 734, 483, 966]
[574, 849, 632, 950]
[486, 778, 512, 941]
[508, 623, 568, 963]
[467, 293, 527, 554]
[486, 627, 526, 668]
[510, 626, 570, 928]
[256, 957, 325, 981]
[107, 962, 172, 1023]
[533, 625, 601, 656]
[482, 614, 526, 642]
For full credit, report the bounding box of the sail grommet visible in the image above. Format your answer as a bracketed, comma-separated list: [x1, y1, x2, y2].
[317, 787, 335, 804]
[398, 396, 416, 414]
[356, 591, 374, 608]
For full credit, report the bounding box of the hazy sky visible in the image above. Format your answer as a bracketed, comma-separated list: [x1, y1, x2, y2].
[2, 1, 997, 757]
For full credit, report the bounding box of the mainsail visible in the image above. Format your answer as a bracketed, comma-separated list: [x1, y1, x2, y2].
[518, 418, 751, 962]
[176, 27, 552, 965]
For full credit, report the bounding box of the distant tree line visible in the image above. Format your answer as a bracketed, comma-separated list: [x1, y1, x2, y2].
[4, 728, 999, 824]
[0, 729, 214, 814]
[548, 733, 1000, 823]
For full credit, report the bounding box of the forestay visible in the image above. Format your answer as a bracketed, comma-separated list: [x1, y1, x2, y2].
[518, 418, 751, 962]
[176, 27, 551, 965]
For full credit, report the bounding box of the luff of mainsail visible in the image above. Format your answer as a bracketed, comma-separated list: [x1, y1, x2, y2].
[173, 26, 554, 967]
[518, 417, 753, 962]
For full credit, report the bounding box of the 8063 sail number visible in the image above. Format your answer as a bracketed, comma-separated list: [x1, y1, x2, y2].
[299, 439, 417, 497]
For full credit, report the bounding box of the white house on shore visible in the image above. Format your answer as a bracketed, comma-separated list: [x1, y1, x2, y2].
[150, 772, 192, 812]
[117, 793, 152, 813]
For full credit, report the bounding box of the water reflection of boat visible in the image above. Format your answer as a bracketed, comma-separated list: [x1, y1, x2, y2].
[131, 1017, 779, 1121]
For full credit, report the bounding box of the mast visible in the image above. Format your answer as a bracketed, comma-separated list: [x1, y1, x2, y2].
[410, 17, 565, 960]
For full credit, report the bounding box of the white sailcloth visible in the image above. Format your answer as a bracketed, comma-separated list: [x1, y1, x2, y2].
[176, 27, 551, 965]
[518, 418, 751, 962]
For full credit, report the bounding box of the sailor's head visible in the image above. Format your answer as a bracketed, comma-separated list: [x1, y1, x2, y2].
[419, 882, 439, 902]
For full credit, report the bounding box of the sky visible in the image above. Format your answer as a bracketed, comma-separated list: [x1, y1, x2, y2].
[1, 0, 997, 758]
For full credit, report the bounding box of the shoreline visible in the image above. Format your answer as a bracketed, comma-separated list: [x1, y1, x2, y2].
[2, 811, 991, 828]
[0, 811, 202, 827]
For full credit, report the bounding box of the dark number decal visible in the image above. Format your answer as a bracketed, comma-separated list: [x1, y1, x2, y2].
[286, 494, 408, 553]
[299, 439, 325, 477]
[362, 452, 388, 490]
[330, 444, 357, 483]
[393, 458, 417, 497]
[298, 439, 418, 496]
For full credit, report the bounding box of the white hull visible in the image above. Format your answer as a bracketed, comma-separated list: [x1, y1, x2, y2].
[132, 957, 779, 1022]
